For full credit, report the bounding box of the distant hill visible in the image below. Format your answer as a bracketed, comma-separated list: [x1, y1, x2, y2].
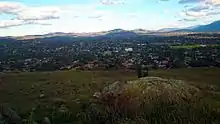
[3, 20, 220, 40]
[191, 20, 220, 32]
[0, 37, 18, 43]
[102, 29, 138, 38]
[106, 28, 125, 33]
[158, 28, 181, 32]
[175, 21, 220, 32]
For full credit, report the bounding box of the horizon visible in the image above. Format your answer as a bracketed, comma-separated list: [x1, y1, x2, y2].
[0, 0, 220, 36]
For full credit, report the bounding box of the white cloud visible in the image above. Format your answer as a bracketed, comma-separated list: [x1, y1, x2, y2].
[0, 19, 52, 28]
[179, 0, 220, 22]
[206, 0, 220, 5]
[0, 1, 60, 28]
[0, 19, 24, 28]
[16, 6, 60, 20]
[185, 10, 206, 17]
[188, 3, 211, 12]
[0, 1, 24, 15]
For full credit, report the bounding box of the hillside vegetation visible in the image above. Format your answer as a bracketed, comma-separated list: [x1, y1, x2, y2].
[0, 68, 220, 123]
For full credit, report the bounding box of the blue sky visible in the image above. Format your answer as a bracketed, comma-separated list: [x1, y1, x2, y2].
[0, 0, 220, 36]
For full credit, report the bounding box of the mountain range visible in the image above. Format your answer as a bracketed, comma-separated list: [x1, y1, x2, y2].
[6, 20, 220, 40]
[158, 20, 220, 32]
[181, 20, 220, 32]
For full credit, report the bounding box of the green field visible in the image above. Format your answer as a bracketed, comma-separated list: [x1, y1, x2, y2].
[170, 44, 202, 49]
[0, 71, 136, 112]
[1, 68, 220, 123]
[170, 44, 220, 49]
[151, 67, 220, 85]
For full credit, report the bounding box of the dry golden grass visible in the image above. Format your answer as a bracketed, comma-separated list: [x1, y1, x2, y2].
[87, 77, 220, 124]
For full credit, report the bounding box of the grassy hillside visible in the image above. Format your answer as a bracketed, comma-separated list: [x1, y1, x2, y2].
[0, 71, 136, 113]
[151, 67, 220, 85]
[0, 68, 220, 123]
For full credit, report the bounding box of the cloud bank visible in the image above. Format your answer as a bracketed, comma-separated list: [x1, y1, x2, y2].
[0, 1, 60, 28]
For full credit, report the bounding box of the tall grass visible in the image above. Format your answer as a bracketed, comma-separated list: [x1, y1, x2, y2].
[79, 77, 220, 124]
[1, 70, 220, 124]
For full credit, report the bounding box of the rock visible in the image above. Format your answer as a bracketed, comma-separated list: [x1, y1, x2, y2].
[58, 105, 68, 113]
[75, 98, 80, 104]
[43, 117, 51, 124]
[93, 92, 101, 98]
[103, 81, 125, 93]
[39, 94, 45, 98]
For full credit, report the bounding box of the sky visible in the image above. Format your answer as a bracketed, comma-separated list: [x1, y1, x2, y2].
[0, 0, 220, 36]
